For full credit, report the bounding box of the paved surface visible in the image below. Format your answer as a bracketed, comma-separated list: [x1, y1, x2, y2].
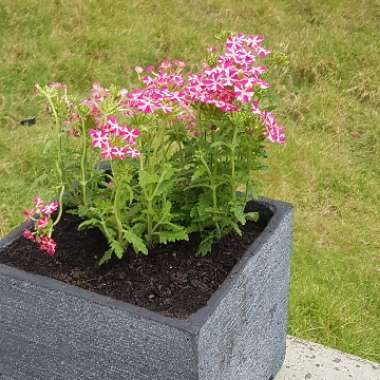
[276, 336, 380, 380]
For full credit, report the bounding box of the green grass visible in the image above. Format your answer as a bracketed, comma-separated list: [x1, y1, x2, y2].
[0, 0, 379, 362]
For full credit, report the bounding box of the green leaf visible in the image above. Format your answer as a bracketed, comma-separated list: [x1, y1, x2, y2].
[231, 221, 242, 236]
[118, 182, 134, 205]
[153, 180, 171, 197]
[65, 208, 79, 216]
[197, 234, 215, 257]
[158, 228, 189, 245]
[210, 141, 230, 150]
[132, 222, 146, 236]
[123, 229, 148, 255]
[110, 240, 125, 259]
[231, 205, 246, 225]
[94, 198, 113, 211]
[245, 211, 259, 222]
[77, 218, 100, 231]
[191, 167, 206, 182]
[139, 171, 159, 187]
[161, 200, 172, 219]
[98, 248, 113, 266]
[77, 204, 91, 218]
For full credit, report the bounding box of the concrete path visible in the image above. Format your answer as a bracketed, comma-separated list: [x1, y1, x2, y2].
[276, 336, 380, 380]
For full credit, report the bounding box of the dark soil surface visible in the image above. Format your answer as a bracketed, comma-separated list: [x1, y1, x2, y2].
[0, 203, 272, 319]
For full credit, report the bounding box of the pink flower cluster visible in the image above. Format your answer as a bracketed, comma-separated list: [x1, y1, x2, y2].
[118, 33, 284, 143]
[61, 33, 284, 146]
[89, 116, 140, 160]
[186, 34, 269, 111]
[23, 197, 59, 256]
[127, 59, 188, 115]
[186, 33, 284, 143]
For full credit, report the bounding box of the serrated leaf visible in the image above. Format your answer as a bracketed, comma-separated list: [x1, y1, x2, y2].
[132, 222, 146, 236]
[118, 182, 134, 205]
[123, 229, 148, 255]
[110, 240, 125, 259]
[162, 164, 174, 179]
[139, 171, 159, 187]
[231, 206, 246, 225]
[191, 167, 206, 182]
[65, 208, 79, 216]
[153, 181, 171, 197]
[196, 234, 215, 257]
[94, 198, 113, 211]
[77, 205, 91, 218]
[210, 141, 230, 149]
[161, 200, 172, 219]
[231, 221, 242, 236]
[245, 211, 259, 222]
[78, 218, 100, 231]
[158, 228, 188, 245]
[98, 248, 113, 266]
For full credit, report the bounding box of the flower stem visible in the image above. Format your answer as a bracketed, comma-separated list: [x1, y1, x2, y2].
[111, 162, 124, 243]
[139, 152, 154, 247]
[80, 119, 88, 206]
[53, 181, 65, 228]
[199, 152, 221, 238]
[231, 123, 239, 201]
[44, 92, 65, 227]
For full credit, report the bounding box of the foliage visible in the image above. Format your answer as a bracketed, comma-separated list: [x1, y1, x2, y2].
[22, 33, 284, 263]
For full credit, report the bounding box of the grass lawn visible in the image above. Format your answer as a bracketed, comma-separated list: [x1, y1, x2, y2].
[0, 0, 379, 362]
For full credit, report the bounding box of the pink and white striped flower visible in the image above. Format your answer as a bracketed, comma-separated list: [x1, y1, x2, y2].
[220, 67, 239, 87]
[22, 197, 60, 256]
[100, 143, 114, 160]
[111, 147, 127, 160]
[107, 116, 125, 136]
[142, 76, 154, 86]
[246, 35, 265, 48]
[89, 129, 109, 148]
[136, 96, 157, 113]
[120, 127, 139, 145]
[234, 81, 254, 104]
[41, 201, 59, 215]
[126, 147, 140, 158]
[252, 78, 270, 89]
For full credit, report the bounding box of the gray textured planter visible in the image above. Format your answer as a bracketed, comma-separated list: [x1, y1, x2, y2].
[0, 198, 293, 380]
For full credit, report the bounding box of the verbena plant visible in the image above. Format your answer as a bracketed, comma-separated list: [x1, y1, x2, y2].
[23, 32, 285, 263]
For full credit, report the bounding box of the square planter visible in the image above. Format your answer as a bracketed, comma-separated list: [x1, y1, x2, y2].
[0, 198, 293, 380]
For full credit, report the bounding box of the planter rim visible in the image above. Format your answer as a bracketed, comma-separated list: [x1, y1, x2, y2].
[0, 196, 293, 334]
